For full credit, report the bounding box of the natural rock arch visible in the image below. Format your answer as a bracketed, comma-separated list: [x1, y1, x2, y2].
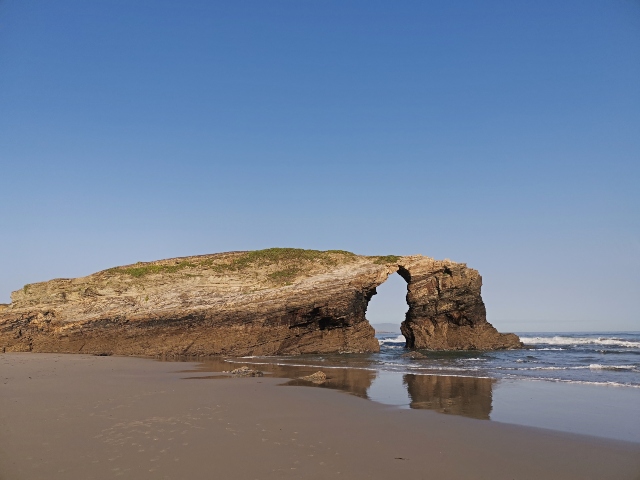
[0, 250, 521, 355]
[363, 259, 520, 351]
[364, 271, 408, 332]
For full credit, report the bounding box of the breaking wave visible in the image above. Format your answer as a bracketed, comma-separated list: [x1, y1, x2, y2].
[521, 336, 640, 348]
[521, 378, 640, 388]
[588, 364, 639, 372]
[498, 365, 639, 372]
[378, 335, 406, 345]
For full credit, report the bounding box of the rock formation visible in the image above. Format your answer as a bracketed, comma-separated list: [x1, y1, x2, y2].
[229, 366, 264, 377]
[285, 368, 375, 398]
[0, 248, 521, 356]
[300, 371, 328, 384]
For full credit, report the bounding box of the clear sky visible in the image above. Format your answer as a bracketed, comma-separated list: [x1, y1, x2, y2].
[1, 1, 639, 332]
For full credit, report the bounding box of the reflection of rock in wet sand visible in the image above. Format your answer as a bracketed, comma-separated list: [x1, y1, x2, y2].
[285, 368, 375, 399]
[403, 374, 494, 419]
[185, 356, 377, 400]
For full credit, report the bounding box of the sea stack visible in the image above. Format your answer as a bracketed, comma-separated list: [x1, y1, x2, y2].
[0, 248, 522, 356]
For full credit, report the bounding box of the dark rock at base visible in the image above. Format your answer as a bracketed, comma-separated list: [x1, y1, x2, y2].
[229, 366, 264, 377]
[300, 371, 327, 383]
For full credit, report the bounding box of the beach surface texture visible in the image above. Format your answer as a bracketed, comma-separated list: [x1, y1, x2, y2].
[1, 353, 638, 480]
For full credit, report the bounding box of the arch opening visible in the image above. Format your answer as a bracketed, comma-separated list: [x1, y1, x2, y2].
[365, 272, 409, 340]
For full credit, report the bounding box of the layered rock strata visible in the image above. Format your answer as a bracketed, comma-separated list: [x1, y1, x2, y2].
[0, 249, 521, 356]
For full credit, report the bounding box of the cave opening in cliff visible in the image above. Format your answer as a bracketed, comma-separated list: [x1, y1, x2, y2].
[365, 272, 409, 340]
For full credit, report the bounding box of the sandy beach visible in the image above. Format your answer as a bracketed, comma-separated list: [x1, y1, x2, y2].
[1, 353, 638, 480]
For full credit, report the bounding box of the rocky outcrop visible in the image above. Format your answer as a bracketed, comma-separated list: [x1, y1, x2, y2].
[0, 248, 521, 356]
[398, 257, 521, 350]
[285, 368, 375, 398]
[300, 371, 328, 384]
[229, 366, 264, 377]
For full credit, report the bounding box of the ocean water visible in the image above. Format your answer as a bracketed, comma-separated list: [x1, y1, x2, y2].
[180, 331, 640, 442]
[220, 331, 640, 388]
[375, 331, 640, 387]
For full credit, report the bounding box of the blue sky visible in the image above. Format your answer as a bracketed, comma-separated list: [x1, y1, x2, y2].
[1, 1, 638, 331]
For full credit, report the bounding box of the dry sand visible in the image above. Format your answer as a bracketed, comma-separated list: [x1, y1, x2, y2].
[1, 353, 638, 480]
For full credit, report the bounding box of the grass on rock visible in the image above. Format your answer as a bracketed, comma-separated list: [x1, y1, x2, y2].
[373, 255, 401, 264]
[108, 248, 359, 279]
[108, 260, 197, 278]
[266, 267, 302, 284]
[212, 248, 357, 272]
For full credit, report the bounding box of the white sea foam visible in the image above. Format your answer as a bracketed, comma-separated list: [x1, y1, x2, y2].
[523, 377, 640, 388]
[520, 336, 640, 348]
[408, 366, 481, 372]
[588, 364, 639, 371]
[226, 359, 379, 372]
[499, 365, 639, 372]
[498, 365, 593, 371]
[528, 366, 579, 370]
[378, 335, 406, 345]
[409, 372, 494, 380]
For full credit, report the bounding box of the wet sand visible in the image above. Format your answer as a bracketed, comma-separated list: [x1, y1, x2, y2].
[1, 353, 639, 480]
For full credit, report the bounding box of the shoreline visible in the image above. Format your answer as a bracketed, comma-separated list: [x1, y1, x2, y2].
[1, 352, 639, 479]
[177, 352, 640, 443]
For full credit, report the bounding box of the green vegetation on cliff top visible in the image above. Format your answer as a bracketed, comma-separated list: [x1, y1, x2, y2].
[107, 248, 357, 278]
[15, 249, 402, 294]
[266, 267, 302, 284]
[211, 248, 356, 272]
[110, 260, 197, 278]
[105, 248, 400, 279]
[373, 255, 401, 264]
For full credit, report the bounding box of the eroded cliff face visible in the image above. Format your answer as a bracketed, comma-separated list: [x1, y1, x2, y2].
[398, 257, 521, 350]
[0, 249, 521, 356]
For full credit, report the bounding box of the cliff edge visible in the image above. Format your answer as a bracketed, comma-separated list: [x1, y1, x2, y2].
[0, 248, 521, 355]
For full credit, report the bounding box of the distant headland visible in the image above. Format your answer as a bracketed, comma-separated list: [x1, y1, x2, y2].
[0, 248, 521, 355]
